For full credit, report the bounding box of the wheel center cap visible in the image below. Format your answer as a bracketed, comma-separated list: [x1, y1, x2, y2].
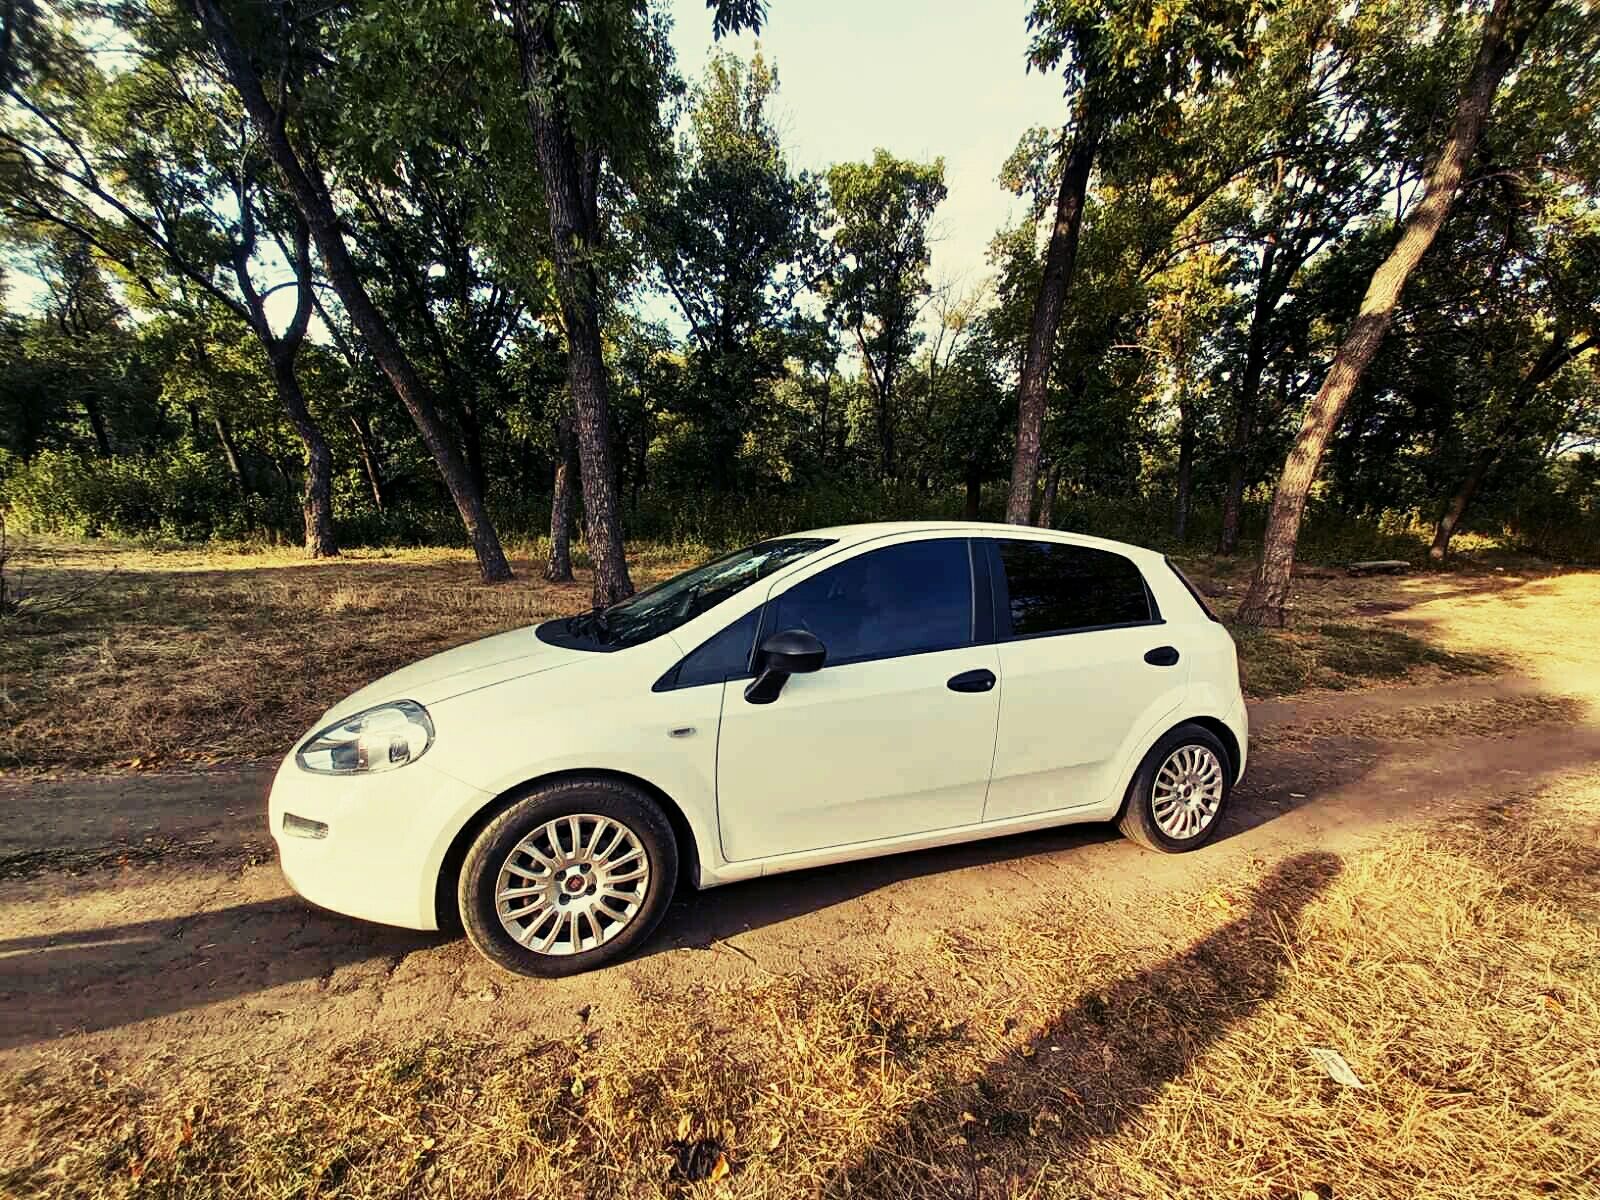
[565, 875, 586, 893]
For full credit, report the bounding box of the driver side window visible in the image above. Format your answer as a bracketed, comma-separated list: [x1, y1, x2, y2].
[768, 538, 974, 667]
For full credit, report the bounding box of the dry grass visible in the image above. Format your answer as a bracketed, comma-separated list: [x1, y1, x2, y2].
[4, 772, 1597, 1199]
[0, 541, 700, 772]
[1254, 693, 1586, 748]
[4, 540, 1587, 773]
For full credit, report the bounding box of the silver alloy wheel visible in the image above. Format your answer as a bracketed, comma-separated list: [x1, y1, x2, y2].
[1150, 744, 1225, 840]
[494, 813, 650, 955]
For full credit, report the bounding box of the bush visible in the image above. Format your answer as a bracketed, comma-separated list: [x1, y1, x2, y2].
[0, 449, 281, 542]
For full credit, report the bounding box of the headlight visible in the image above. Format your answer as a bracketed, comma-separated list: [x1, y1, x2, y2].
[295, 700, 435, 775]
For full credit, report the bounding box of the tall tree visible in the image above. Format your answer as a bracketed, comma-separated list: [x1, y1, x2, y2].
[1429, 328, 1598, 558]
[1004, 0, 1259, 524]
[1237, 0, 1556, 625]
[496, 0, 678, 605]
[825, 151, 946, 481]
[180, 0, 514, 580]
[0, 16, 342, 554]
[642, 50, 821, 489]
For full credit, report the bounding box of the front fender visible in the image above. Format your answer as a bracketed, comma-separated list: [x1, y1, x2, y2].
[418, 649, 724, 889]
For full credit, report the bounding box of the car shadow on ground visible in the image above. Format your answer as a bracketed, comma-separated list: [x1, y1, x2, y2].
[818, 850, 1344, 1196]
[0, 897, 444, 1052]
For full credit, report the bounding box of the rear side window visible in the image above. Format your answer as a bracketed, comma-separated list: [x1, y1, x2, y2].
[994, 540, 1154, 638]
[769, 538, 973, 666]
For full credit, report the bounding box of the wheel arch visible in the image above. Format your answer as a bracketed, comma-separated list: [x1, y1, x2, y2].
[1113, 712, 1242, 824]
[1186, 715, 1242, 784]
[432, 767, 704, 931]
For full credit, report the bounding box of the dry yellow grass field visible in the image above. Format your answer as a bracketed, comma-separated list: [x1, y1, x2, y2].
[0, 540, 694, 772]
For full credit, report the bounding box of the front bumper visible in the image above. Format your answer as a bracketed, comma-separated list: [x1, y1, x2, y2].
[267, 753, 494, 930]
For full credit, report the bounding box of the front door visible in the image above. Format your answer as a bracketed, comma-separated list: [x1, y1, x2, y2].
[716, 537, 1001, 862]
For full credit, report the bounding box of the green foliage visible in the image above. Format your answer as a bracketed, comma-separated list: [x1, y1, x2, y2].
[1, 448, 284, 541]
[825, 151, 947, 477]
[0, 0, 1596, 572]
[640, 50, 824, 487]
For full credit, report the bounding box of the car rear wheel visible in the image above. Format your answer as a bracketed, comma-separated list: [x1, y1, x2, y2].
[1117, 723, 1231, 853]
[459, 777, 678, 977]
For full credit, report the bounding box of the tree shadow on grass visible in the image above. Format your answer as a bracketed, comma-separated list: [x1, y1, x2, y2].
[825, 850, 1343, 1198]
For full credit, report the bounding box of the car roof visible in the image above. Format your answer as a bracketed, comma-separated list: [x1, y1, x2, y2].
[782, 520, 1164, 561]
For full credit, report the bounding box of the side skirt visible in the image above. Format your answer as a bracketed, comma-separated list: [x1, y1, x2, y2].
[695, 797, 1123, 890]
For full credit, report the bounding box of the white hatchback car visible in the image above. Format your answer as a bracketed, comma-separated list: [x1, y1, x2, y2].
[269, 522, 1247, 976]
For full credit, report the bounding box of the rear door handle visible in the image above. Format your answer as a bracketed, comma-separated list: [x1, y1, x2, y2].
[947, 668, 997, 693]
[1144, 646, 1180, 667]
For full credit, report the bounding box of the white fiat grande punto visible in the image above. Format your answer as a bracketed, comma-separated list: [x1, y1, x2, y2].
[270, 522, 1247, 976]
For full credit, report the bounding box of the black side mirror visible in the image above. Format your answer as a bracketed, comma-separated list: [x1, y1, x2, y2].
[743, 629, 826, 704]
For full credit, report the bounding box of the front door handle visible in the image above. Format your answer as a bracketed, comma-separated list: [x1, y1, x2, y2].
[1144, 645, 1180, 667]
[947, 668, 997, 693]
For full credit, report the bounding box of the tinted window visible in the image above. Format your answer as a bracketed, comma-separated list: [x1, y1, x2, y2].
[995, 540, 1152, 637]
[770, 539, 973, 666]
[673, 608, 761, 688]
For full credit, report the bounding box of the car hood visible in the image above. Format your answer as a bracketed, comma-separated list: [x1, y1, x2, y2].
[322, 623, 587, 721]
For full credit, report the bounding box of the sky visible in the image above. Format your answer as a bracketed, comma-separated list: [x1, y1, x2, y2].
[664, 0, 1067, 293]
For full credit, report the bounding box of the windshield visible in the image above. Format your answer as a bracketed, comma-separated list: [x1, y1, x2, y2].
[565, 538, 835, 650]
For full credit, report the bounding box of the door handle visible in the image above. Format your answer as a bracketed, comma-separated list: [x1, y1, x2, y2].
[947, 668, 997, 693]
[1144, 646, 1180, 667]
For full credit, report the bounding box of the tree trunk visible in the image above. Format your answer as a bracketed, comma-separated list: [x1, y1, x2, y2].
[213, 411, 248, 494]
[1429, 331, 1596, 560]
[83, 394, 111, 456]
[632, 409, 647, 511]
[459, 390, 489, 502]
[853, 328, 897, 481]
[1429, 447, 1493, 561]
[1005, 119, 1100, 524]
[349, 412, 386, 512]
[878, 376, 896, 482]
[817, 375, 831, 468]
[546, 415, 576, 583]
[963, 457, 982, 520]
[1219, 221, 1284, 554]
[1173, 400, 1195, 542]
[505, 0, 632, 605]
[270, 353, 339, 558]
[1038, 460, 1062, 529]
[185, 0, 512, 582]
[1236, 0, 1547, 626]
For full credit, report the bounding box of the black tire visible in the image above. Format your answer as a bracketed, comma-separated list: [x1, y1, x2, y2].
[458, 777, 678, 977]
[1117, 722, 1232, 854]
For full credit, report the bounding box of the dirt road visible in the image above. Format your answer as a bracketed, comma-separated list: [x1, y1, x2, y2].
[3, 658, 1595, 1074]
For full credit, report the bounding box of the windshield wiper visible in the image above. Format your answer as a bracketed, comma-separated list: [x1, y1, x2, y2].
[570, 605, 616, 644]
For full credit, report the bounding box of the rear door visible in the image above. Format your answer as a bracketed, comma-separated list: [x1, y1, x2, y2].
[715, 536, 1002, 862]
[982, 538, 1187, 822]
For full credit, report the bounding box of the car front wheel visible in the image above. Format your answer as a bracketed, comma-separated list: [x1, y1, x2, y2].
[1117, 723, 1232, 853]
[459, 777, 678, 977]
